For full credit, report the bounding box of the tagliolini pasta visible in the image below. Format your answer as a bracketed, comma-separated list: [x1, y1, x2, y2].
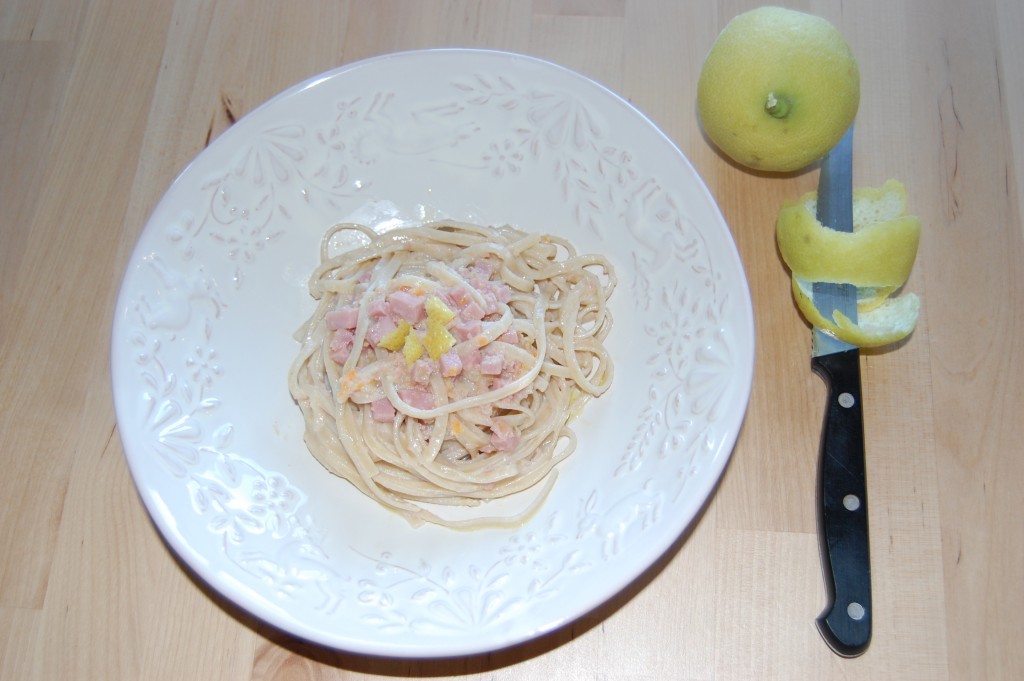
[288, 220, 614, 528]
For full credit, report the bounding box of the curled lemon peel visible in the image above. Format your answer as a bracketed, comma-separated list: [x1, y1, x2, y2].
[792, 277, 920, 348]
[779, 179, 922, 347]
[776, 179, 921, 287]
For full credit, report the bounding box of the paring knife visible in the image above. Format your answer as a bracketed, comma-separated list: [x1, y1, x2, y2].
[810, 126, 872, 657]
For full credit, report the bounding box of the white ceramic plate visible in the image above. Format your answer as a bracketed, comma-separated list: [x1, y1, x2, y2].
[112, 49, 754, 657]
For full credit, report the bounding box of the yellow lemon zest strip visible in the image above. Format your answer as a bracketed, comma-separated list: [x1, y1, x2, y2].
[378, 321, 411, 351]
[425, 295, 456, 325]
[402, 331, 424, 364]
[791, 276, 920, 348]
[777, 179, 921, 288]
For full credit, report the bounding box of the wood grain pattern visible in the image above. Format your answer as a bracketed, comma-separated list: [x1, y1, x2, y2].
[2, 1, 1021, 679]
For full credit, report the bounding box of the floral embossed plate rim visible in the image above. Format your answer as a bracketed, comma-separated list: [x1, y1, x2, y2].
[111, 49, 754, 657]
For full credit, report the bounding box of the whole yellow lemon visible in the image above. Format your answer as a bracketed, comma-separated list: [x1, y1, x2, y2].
[697, 6, 860, 172]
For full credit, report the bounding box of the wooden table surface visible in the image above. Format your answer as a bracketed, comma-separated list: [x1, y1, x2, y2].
[2, 1, 1022, 679]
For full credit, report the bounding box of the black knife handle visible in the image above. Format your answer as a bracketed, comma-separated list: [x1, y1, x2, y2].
[811, 348, 871, 657]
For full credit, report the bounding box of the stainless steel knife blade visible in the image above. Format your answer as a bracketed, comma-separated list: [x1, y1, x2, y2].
[810, 126, 872, 657]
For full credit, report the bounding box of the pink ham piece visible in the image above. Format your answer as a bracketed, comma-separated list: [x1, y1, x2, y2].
[480, 352, 504, 375]
[498, 329, 519, 345]
[471, 278, 512, 315]
[398, 388, 435, 411]
[495, 283, 512, 304]
[461, 348, 482, 372]
[387, 290, 425, 324]
[366, 315, 397, 346]
[442, 285, 473, 309]
[326, 305, 359, 330]
[489, 360, 521, 390]
[463, 260, 495, 279]
[371, 398, 396, 422]
[451, 318, 483, 342]
[367, 297, 389, 318]
[489, 420, 520, 452]
[329, 329, 355, 363]
[439, 350, 463, 378]
[459, 300, 486, 322]
[411, 358, 434, 385]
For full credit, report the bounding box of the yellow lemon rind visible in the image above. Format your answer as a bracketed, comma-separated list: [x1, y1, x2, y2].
[856, 286, 899, 313]
[696, 7, 860, 173]
[402, 331, 425, 365]
[792, 276, 920, 348]
[378, 321, 412, 352]
[777, 181, 920, 288]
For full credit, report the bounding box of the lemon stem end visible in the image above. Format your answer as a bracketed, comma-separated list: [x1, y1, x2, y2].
[765, 91, 792, 119]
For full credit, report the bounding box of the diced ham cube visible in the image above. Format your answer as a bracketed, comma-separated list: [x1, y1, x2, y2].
[411, 358, 434, 385]
[490, 361, 521, 391]
[366, 316, 397, 346]
[439, 350, 463, 378]
[462, 260, 495, 280]
[471, 278, 512, 315]
[443, 285, 473, 309]
[489, 420, 520, 452]
[480, 352, 504, 376]
[398, 388, 435, 410]
[371, 398, 396, 422]
[498, 329, 519, 345]
[451, 318, 482, 342]
[494, 283, 511, 304]
[387, 290, 425, 324]
[329, 329, 354, 363]
[367, 297, 389, 318]
[461, 349, 482, 372]
[482, 293, 499, 315]
[460, 300, 486, 322]
[326, 305, 359, 330]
